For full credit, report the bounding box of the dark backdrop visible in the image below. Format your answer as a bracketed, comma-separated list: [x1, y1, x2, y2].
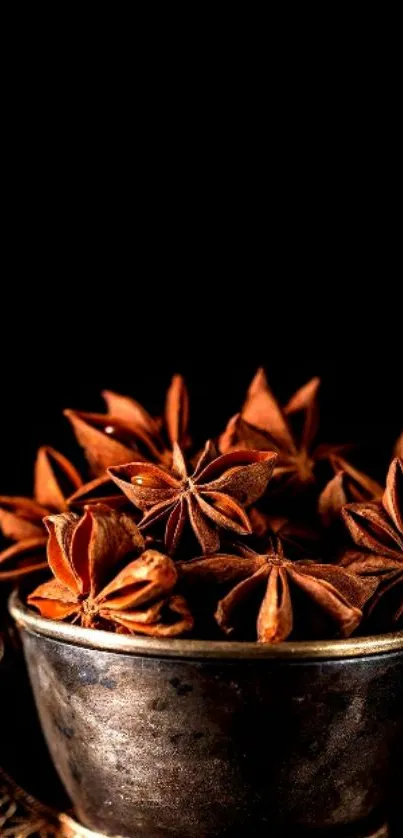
[1, 286, 401, 497]
[3, 70, 401, 495]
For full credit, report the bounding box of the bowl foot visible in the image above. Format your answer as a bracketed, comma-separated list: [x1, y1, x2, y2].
[60, 818, 392, 838]
[368, 826, 388, 838]
[0, 770, 392, 838]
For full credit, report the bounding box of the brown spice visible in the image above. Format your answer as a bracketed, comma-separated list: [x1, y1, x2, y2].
[65, 375, 191, 476]
[28, 504, 193, 637]
[0, 447, 82, 581]
[220, 368, 348, 497]
[108, 442, 277, 554]
[179, 539, 377, 643]
[319, 454, 383, 528]
[341, 458, 403, 624]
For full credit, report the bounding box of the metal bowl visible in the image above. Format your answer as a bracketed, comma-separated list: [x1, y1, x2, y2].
[10, 592, 403, 838]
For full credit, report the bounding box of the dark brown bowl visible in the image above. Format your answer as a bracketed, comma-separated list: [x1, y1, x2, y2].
[9, 592, 403, 838]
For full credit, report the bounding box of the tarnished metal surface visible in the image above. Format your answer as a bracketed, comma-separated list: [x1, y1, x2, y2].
[9, 593, 403, 837]
[12, 632, 402, 836]
[10, 592, 403, 659]
[0, 767, 391, 836]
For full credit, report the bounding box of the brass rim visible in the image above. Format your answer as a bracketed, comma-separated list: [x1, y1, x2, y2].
[9, 590, 403, 661]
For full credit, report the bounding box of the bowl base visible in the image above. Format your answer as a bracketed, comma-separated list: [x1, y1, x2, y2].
[66, 818, 391, 838]
[368, 826, 388, 838]
[0, 770, 391, 838]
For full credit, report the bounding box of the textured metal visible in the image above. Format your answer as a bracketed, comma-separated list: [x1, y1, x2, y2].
[0, 769, 390, 836]
[9, 592, 403, 659]
[10, 594, 403, 838]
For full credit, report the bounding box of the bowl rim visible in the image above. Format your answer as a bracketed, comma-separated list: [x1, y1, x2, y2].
[9, 590, 403, 661]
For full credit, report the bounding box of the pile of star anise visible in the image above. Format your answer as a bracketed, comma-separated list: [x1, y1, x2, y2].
[1, 371, 402, 644]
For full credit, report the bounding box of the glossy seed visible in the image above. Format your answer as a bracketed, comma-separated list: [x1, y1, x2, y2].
[131, 473, 163, 489]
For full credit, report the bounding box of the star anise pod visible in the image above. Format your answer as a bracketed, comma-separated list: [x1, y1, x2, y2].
[179, 539, 377, 643]
[64, 374, 190, 476]
[104, 373, 190, 451]
[219, 368, 346, 497]
[108, 442, 277, 555]
[341, 457, 403, 625]
[28, 504, 193, 636]
[0, 447, 82, 581]
[248, 507, 322, 558]
[319, 455, 383, 528]
[395, 432, 403, 459]
[66, 474, 129, 510]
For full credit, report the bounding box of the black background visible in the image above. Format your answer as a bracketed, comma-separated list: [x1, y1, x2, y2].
[1, 114, 401, 494]
[2, 44, 401, 496]
[1, 275, 401, 497]
[1, 80, 402, 837]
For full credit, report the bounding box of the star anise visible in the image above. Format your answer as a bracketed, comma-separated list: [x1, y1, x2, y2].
[179, 539, 377, 643]
[395, 432, 403, 459]
[104, 373, 190, 451]
[0, 447, 82, 581]
[64, 374, 190, 476]
[319, 454, 383, 528]
[341, 457, 403, 625]
[28, 504, 193, 636]
[248, 507, 322, 558]
[219, 368, 345, 497]
[108, 442, 277, 555]
[66, 474, 129, 510]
